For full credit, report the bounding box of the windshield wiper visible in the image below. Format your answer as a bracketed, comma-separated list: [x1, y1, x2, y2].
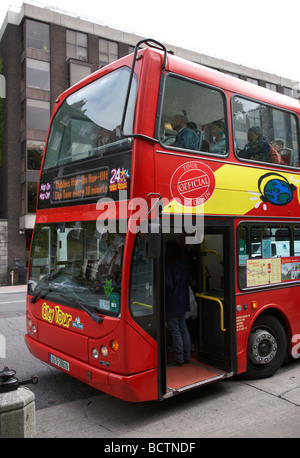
[30, 287, 52, 304]
[59, 293, 104, 324]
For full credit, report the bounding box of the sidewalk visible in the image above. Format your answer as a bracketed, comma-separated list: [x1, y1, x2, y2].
[0, 285, 27, 293]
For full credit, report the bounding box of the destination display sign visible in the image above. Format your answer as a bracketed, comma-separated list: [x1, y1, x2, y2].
[51, 168, 109, 202]
[38, 152, 132, 209]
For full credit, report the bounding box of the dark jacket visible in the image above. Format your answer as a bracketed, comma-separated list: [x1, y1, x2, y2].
[165, 260, 192, 316]
[174, 127, 199, 150]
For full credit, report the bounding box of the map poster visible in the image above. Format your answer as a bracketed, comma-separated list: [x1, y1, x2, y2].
[246, 258, 281, 287]
[247, 256, 300, 287]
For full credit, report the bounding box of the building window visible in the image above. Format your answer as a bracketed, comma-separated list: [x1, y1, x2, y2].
[246, 77, 259, 85]
[26, 19, 49, 51]
[266, 82, 277, 92]
[227, 72, 239, 79]
[21, 181, 39, 214]
[68, 62, 91, 87]
[21, 182, 26, 215]
[27, 59, 50, 91]
[27, 99, 50, 131]
[66, 30, 88, 61]
[28, 182, 38, 213]
[27, 140, 44, 170]
[99, 38, 118, 67]
[21, 142, 26, 174]
[283, 87, 293, 97]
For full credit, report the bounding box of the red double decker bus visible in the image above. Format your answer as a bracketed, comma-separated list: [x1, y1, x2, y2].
[25, 39, 300, 402]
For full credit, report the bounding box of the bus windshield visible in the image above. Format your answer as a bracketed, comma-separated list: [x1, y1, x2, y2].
[28, 221, 125, 316]
[43, 67, 137, 169]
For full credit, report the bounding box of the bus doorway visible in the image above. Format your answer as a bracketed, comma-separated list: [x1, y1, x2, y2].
[163, 222, 236, 398]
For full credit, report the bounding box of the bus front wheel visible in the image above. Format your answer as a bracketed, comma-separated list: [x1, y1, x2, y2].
[244, 314, 287, 379]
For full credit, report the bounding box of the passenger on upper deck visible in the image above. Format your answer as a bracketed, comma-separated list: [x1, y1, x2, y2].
[171, 114, 199, 151]
[209, 120, 226, 154]
[271, 139, 284, 152]
[239, 126, 270, 162]
[271, 139, 291, 165]
[97, 128, 115, 147]
[239, 126, 286, 165]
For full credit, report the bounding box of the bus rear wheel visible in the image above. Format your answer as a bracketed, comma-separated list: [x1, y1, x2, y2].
[244, 314, 287, 379]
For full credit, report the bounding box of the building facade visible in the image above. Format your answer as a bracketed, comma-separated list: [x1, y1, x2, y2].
[0, 1, 299, 285]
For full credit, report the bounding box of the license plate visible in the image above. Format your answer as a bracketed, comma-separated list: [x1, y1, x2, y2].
[49, 353, 70, 372]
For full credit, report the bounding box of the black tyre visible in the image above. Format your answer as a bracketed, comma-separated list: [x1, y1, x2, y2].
[244, 314, 287, 379]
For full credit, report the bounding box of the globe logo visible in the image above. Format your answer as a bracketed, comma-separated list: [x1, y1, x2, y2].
[259, 174, 295, 206]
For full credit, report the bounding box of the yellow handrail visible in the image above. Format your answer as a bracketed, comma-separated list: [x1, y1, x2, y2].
[132, 301, 152, 309]
[204, 249, 222, 263]
[195, 293, 226, 332]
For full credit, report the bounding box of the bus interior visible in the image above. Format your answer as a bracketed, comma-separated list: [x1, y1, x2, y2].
[162, 224, 234, 397]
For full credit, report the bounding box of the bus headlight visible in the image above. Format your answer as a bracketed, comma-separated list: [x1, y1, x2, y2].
[27, 312, 37, 335]
[91, 347, 99, 359]
[100, 345, 108, 357]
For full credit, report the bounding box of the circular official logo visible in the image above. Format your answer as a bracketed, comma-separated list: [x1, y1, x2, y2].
[170, 161, 216, 207]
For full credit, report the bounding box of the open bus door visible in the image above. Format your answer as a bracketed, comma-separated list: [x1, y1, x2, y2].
[161, 220, 236, 399]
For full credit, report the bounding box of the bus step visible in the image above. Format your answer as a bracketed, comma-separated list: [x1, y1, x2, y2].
[165, 362, 233, 398]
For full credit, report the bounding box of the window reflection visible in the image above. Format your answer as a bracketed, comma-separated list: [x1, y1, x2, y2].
[99, 38, 118, 67]
[43, 67, 137, 169]
[28, 222, 125, 315]
[233, 97, 299, 167]
[129, 232, 156, 339]
[26, 19, 50, 51]
[27, 140, 44, 170]
[237, 224, 300, 289]
[28, 182, 38, 213]
[69, 62, 91, 87]
[27, 99, 50, 131]
[160, 75, 227, 155]
[27, 59, 50, 91]
[130, 233, 154, 317]
[66, 30, 88, 61]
